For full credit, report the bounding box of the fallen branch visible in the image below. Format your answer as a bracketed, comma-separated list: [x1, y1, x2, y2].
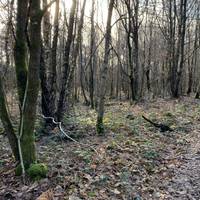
[39, 114, 98, 154]
[142, 115, 173, 132]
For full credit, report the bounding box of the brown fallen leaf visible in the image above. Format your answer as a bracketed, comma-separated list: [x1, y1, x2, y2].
[36, 189, 54, 200]
[3, 168, 15, 175]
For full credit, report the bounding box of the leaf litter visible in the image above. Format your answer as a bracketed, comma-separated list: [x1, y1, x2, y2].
[0, 97, 200, 199]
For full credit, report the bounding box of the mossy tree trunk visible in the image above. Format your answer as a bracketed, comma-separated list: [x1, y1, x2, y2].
[1, 0, 55, 168]
[0, 76, 19, 161]
[40, 0, 59, 130]
[14, 0, 29, 106]
[19, 0, 43, 167]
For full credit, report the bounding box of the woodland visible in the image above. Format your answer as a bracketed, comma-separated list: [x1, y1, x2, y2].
[0, 0, 200, 199]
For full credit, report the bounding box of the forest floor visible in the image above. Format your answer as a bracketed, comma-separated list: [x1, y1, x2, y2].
[1, 97, 200, 200]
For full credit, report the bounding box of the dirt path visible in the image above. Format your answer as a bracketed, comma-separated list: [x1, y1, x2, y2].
[163, 129, 200, 199]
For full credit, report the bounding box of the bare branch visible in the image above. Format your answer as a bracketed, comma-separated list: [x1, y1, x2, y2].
[39, 114, 98, 154]
[41, 0, 56, 17]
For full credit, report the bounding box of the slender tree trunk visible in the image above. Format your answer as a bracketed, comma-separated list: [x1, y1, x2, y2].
[146, 6, 154, 93]
[132, 0, 140, 100]
[56, 0, 77, 122]
[89, 0, 95, 108]
[96, 0, 114, 134]
[40, 0, 59, 130]
[49, 0, 59, 116]
[110, 52, 114, 98]
[195, 5, 200, 98]
[187, 28, 193, 95]
[20, 0, 43, 167]
[0, 76, 19, 161]
[173, 0, 187, 97]
[14, 0, 29, 106]
[40, 0, 52, 128]
[40, 46, 50, 122]
[169, 0, 177, 97]
[66, 0, 87, 104]
[80, 37, 89, 105]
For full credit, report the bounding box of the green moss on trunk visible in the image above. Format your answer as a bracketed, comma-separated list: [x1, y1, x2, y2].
[21, 132, 36, 167]
[96, 118, 105, 135]
[18, 0, 42, 168]
[15, 163, 48, 180]
[14, 0, 29, 105]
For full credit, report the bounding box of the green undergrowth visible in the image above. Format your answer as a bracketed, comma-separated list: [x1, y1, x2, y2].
[74, 149, 93, 164]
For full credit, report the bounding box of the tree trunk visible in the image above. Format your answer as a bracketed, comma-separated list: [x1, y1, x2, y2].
[66, 0, 87, 106]
[89, 0, 95, 108]
[14, 0, 29, 106]
[96, 0, 114, 134]
[0, 76, 19, 161]
[132, 0, 140, 100]
[56, 0, 76, 122]
[49, 0, 59, 118]
[170, 0, 187, 98]
[80, 37, 89, 105]
[20, 0, 42, 167]
[173, 0, 187, 97]
[40, 0, 60, 129]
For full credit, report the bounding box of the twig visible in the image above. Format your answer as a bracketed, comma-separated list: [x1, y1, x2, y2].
[39, 115, 98, 154]
[40, 0, 56, 18]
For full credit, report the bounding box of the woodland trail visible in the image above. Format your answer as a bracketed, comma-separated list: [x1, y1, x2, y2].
[163, 129, 200, 200]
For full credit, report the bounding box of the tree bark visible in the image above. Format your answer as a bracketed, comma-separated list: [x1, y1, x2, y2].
[89, 0, 95, 108]
[66, 0, 87, 105]
[170, 0, 187, 98]
[56, 0, 77, 122]
[40, 0, 59, 129]
[14, 0, 29, 106]
[96, 0, 115, 134]
[20, 0, 43, 167]
[0, 76, 19, 161]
